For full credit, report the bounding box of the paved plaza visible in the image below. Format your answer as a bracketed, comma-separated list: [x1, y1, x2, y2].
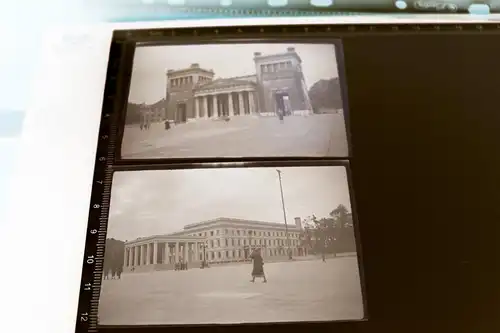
[98, 257, 364, 326]
[121, 114, 348, 159]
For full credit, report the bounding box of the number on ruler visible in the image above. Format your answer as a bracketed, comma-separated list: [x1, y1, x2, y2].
[99, 157, 106, 162]
[87, 255, 95, 264]
[93, 204, 100, 209]
[84, 283, 92, 291]
[96, 180, 103, 185]
[90, 229, 97, 235]
[101, 135, 108, 140]
[80, 313, 89, 322]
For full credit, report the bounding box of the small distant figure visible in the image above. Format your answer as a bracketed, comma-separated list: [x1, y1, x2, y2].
[250, 248, 267, 283]
[140, 123, 144, 131]
[116, 266, 122, 279]
[111, 269, 116, 280]
[278, 109, 284, 124]
[164, 120, 170, 130]
[131, 266, 135, 272]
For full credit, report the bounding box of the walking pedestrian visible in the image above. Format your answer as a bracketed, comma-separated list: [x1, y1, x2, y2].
[250, 248, 267, 283]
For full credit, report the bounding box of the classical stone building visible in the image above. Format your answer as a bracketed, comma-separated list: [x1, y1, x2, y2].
[123, 217, 308, 272]
[164, 47, 313, 124]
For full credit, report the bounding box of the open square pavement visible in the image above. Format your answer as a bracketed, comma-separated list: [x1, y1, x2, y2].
[121, 113, 348, 159]
[98, 256, 364, 325]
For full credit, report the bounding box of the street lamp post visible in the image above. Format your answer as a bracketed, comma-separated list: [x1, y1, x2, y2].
[277, 169, 292, 260]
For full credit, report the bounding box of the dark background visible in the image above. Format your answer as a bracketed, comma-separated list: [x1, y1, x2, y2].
[100, 32, 500, 333]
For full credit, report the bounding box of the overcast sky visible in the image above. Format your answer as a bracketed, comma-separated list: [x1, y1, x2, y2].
[128, 43, 339, 104]
[107, 166, 351, 242]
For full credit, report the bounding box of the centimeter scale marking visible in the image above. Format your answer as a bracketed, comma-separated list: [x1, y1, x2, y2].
[75, 23, 499, 333]
[76, 40, 123, 333]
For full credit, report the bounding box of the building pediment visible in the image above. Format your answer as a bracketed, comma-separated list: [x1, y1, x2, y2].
[195, 78, 256, 92]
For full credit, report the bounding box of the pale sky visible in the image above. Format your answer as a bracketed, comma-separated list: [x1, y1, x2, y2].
[128, 43, 339, 104]
[107, 166, 351, 242]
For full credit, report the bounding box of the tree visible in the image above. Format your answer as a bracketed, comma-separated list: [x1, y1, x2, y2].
[103, 238, 125, 275]
[308, 77, 343, 113]
[301, 205, 356, 255]
[125, 103, 142, 125]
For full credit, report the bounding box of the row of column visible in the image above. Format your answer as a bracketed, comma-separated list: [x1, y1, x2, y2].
[124, 241, 203, 267]
[194, 90, 256, 119]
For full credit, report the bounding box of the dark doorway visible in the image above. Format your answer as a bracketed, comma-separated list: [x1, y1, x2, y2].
[176, 103, 187, 123]
[274, 91, 291, 116]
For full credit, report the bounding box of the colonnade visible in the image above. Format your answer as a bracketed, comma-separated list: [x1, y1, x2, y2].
[193, 90, 256, 119]
[124, 241, 204, 268]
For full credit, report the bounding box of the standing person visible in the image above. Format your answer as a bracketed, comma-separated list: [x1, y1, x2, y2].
[250, 248, 267, 283]
[116, 266, 122, 280]
[278, 109, 284, 124]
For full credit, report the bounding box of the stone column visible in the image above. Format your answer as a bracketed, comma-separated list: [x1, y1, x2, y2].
[164, 243, 169, 264]
[203, 96, 209, 119]
[228, 92, 234, 117]
[195, 97, 200, 118]
[195, 243, 199, 262]
[184, 243, 189, 262]
[128, 247, 133, 267]
[248, 91, 256, 114]
[212, 94, 218, 118]
[124, 248, 129, 267]
[142, 244, 147, 265]
[134, 246, 139, 266]
[175, 242, 180, 262]
[153, 242, 158, 265]
[146, 243, 151, 265]
[238, 92, 245, 115]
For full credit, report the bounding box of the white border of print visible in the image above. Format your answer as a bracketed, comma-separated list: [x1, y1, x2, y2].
[4, 15, 493, 333]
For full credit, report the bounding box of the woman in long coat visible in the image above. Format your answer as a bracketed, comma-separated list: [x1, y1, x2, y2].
[250, 248, 267, 283]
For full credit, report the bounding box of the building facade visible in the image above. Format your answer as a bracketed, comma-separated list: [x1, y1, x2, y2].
[123, 217, 308, 272]
[163, 47, 313, 124]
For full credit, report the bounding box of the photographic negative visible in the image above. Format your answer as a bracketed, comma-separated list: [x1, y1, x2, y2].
[99, 166, 364, 325]
[121, 43, 348, 159]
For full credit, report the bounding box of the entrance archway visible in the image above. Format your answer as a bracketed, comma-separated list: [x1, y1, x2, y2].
[274, 91, 291, 116]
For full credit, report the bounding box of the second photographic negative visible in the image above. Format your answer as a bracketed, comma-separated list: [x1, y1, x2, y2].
[99, 165, 364, 326]
[121, 42, 348, 159]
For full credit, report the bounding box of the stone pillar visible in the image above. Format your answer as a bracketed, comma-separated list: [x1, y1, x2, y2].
[164, 243, 169, 264]
[124, 248, 128, 267]
[238, 92, 245, 115]
[203, 96, 209, 119]
[146, 243, 151, 265]
[175, 242, 180, 262]
[128, 247, 133, 267]
[141, 244, 148, 265]
[153, 242, 158, 265]
[195, 97, 200, 118]
[212, 94, 218, 118]
[228, 92, 234, 117]
[248, 91, 256, 114]
[195, 243, 199, 262]
[134, 246, 139, 266]
[184, 243, 189, 262]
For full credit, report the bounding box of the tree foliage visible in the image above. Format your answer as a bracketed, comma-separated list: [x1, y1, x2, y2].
[301, 204, 356, 254]
[125, 103, 142, 125]
[308, 77, 343, 112]
[104, 238, 125, 273]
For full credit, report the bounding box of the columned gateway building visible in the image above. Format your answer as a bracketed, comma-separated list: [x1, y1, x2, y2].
[123, 217, 307, 272]
[164, 47, 313, 124]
